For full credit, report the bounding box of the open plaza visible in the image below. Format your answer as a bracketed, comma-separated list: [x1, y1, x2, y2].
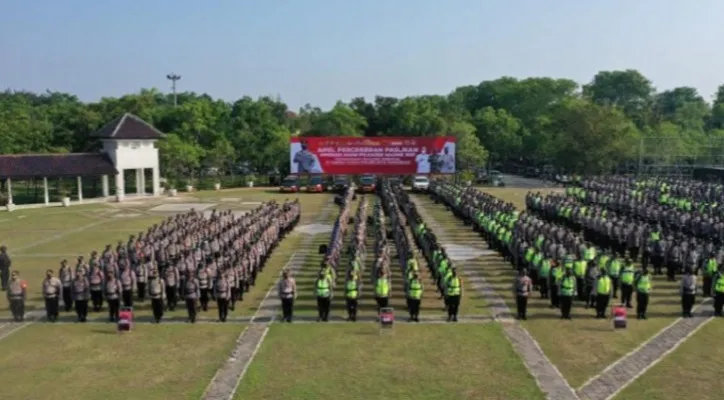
[1, 183, 721, 400]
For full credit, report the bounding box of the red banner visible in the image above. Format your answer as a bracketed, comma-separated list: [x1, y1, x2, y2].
[290, 137, 456, 175]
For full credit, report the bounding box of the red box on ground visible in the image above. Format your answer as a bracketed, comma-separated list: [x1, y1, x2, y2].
[612, 306, 627, 329]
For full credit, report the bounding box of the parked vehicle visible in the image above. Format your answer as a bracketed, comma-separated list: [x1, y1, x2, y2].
[358, 175, 377, 193]
[411, 175, 430, 192]
[307, 175, 326, 193]
[279, 176, 300, 193]
[331, 175, 350, 192]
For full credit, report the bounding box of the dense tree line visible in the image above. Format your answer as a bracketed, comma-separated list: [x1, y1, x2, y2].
[3, 69, 724, 181]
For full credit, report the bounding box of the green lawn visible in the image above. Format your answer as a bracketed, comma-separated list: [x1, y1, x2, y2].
[235, 323, 544, 400]
[614, 321, 724, 400]
[415, 191, 685, 388]
[0, 323, 243, 400]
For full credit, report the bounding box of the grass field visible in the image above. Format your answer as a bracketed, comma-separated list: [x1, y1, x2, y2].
[414, 189, 687, 388]
[235, 323, 544, 400]
[614, 322, 724, 400]
[0, 323, 243, 400]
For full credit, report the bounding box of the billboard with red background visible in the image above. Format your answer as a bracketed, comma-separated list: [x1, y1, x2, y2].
[290, 137, 456, 175]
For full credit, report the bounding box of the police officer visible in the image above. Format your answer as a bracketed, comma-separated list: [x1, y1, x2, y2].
[559, 267, 576, 320]
[72, 269, 90, 322]
[315, 270, 332, 322]
[215, 270, 231, 322]
[197, 263, 211, 312]
[6, 270, 25, 321]
[634, 267, 652, 320]
[0, 245, 11, 291]
[513, 268, 532, 320]
[88, 262, 105, 312]
[119, 264, 136, 308]
[375, 269, 391, 314]
[58, 260, 74, 312]
[445, 267, 462, 322]
[680, 266, 697, 318]
[104, 271, 122, 322]
[712, 266, 724, 316]
[42, 269, 62, 322]
[147, 270, 166, 323]
[344, 271, 360, 322]
[164, 262, 180, 311]
[593, 268, 612, 319]
[619, 259, 636, 308]
[703, 254, 718, 298]
[278, 269, 297, 322]
[406, 271, 423, 322]
[184, 274, 201, 323]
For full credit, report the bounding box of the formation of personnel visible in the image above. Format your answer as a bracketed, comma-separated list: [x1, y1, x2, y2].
[431, 182, 651, 320]
[379, 180, 423, 321]
[313, 187, 355, 322]
[5, 200, 301, 324]
[386, 182, 463, 322]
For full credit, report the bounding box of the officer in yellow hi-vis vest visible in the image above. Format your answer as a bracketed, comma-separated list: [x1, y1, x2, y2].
[593, 269, 612, 319]
[345, 271, 360, 322]
[703, 254, 718, 298]
[406, 272, 423, 322]
[559, 268, 577, 320]
[445, 268, 463, 322]
[375, 269, 390, 314]
[315, 270, 332, 322]
[634, 267, 652, 320]
[711, 266, 724, 316]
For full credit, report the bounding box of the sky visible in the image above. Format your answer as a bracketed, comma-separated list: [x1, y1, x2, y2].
[1, 0, 723, 110]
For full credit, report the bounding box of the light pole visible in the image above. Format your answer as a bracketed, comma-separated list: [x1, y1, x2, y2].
[166, 73, 181, 107]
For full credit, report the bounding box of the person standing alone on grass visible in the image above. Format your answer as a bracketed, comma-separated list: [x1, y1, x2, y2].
[0, 245, 11, 291]
[344, 271, 359, 322]
[375, 269, 391, 315]
[279, 269, 297, 323]
[315, 270, 332, 322]
[513, 268, 532, 320]
[680, 266, 697, 318]
[7, 270, 26, 322]
[72, 269, 90, 323]
[42, 269, 62, 322]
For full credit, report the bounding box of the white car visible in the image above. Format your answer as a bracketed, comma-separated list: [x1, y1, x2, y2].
[412, 175, 430, 192]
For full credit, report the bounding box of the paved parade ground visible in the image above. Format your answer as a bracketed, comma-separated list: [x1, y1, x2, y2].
[0, 186, 722, 400]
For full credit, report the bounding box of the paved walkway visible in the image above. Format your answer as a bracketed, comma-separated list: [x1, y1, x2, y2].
[201, 200, 335, 400]
[411, 195, 579, 400]
[576, 304, 714, 400]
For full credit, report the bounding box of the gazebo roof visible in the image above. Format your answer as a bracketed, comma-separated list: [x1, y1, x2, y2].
[92, 113, 165, 140]
[0, 153, 117, 179]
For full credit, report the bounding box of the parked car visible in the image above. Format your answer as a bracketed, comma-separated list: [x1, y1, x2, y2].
[307, 175, 326, 193]
[358, 175, 377, 193]
[331, 175, 350, 192]
[279, 176, 300, 193]
[411, 175, 430, 192]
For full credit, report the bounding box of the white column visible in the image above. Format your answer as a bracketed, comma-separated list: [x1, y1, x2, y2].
[6, 177, 13, 205]
[139, 169, 146, 195]
[43, 177, 49, 204]
[115, 171, 125, 202]
[152, 167, 161, 196]
[136, 169, 143, 195]
[102, 175, 110, 197]
[77, 176, 83, 202]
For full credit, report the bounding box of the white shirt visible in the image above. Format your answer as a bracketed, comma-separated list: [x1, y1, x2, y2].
[293, 150, 323, 174]
[415, 153, 430, 174]
[440, 154, 455, 173]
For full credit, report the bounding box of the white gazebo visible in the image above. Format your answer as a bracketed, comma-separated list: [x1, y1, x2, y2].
[0, 113, 165, 208]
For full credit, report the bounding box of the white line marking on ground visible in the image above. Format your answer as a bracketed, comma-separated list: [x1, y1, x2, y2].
[601, 317, 712, 400]
[230, 326, 269, 397]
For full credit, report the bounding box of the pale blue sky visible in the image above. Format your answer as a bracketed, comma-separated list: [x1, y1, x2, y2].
[1, 0, 723, 110]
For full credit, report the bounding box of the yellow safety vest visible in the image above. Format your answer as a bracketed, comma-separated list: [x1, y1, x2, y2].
[408, 279, 422, 299]
[597, 276, 611, 294]
[376, 279, 390, 297]
[316, 279, 331, 298]
[345, 280, 358, 299]
[637, 275, 651, 293]
[715, 275, 724, 293]
[446, 277, 461, 296]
